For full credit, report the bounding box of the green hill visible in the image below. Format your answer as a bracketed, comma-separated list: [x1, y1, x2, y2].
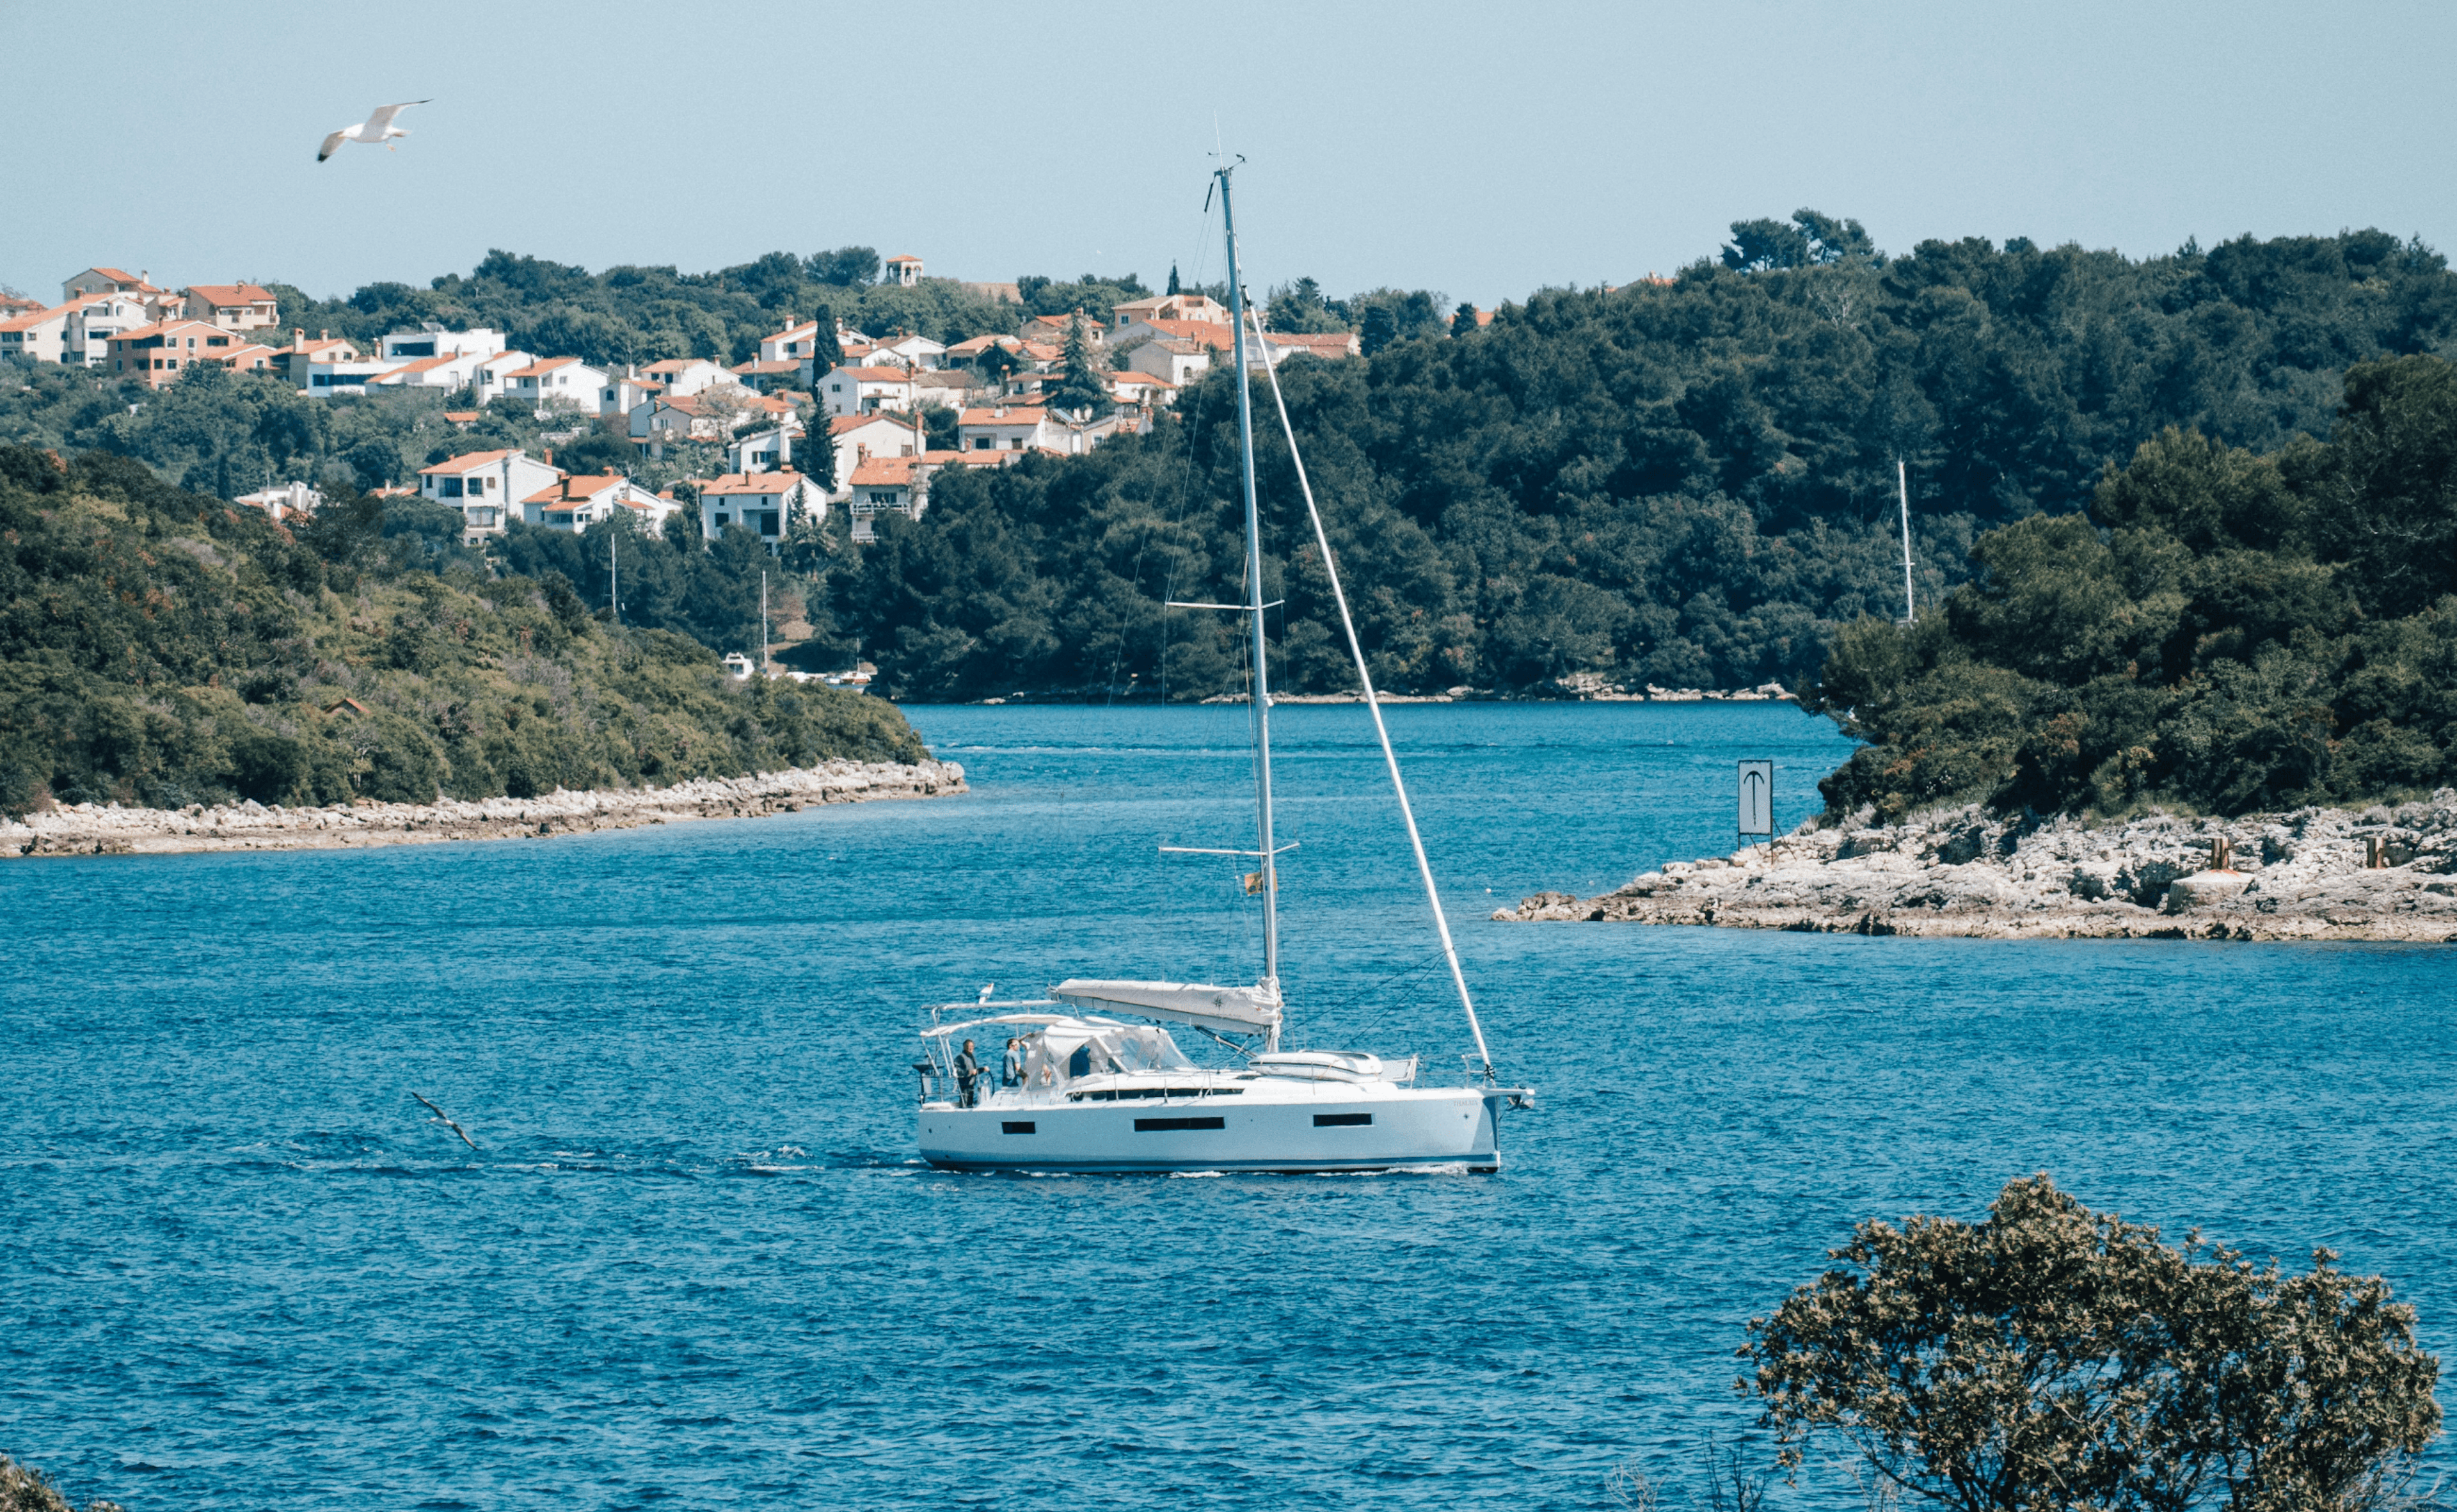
[0, 445, 925, 818]
[1807, 356, 2457, 820]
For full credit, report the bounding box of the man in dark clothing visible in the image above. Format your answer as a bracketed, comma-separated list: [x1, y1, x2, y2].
[1067, 1039, 1096, 1079]
[955, 1039, 982, 1108]
[1002, 1037, 1024, 1089]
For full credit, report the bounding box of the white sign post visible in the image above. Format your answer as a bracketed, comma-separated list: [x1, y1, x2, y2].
[1738, 760, 1774, 845]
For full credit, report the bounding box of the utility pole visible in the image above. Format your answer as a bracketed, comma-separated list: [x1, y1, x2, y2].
[760, 569, 769, 674]
[609, 514, 620, 625]
[1897, 458, 1916, 625]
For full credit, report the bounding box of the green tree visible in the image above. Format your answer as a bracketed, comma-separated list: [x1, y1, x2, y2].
[808, 302, 845, 372]
[809, 246, 880, 286]
[1166, 263, 1181, 296]
[1045, 312, 1109, 417]
[1452, 301, 1479, 336]
[1745, 1174, 2442, 1511]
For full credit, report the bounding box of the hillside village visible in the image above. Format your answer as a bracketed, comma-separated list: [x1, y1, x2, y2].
[0, 260, 1362, 550]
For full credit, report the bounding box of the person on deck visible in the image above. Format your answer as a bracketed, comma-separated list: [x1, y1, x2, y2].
[1001, 1038, 1024, 1090]
[955, 1039, 982, 1108]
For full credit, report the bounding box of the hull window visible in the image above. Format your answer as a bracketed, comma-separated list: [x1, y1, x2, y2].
[1313, 1113, 1373, 1127]
[1134, 1117, 1225, 1132]
[1002, 1122, 1037, 1134]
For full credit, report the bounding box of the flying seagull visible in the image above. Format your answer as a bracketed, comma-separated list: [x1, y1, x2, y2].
[318, 100, 430, 162]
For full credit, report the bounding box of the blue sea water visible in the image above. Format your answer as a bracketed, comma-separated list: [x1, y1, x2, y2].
[3, 702, 2451, 1510]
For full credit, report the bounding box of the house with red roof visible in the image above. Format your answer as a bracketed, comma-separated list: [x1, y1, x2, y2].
[505, 356, 608, 411]
[697, 471, 824, 545]
[523, 473, 675, 534]
[182, 283, 280, 331]
[103, 319, 257, 389]
[417, 449, 565, 541]
[816, 363, 917, 417]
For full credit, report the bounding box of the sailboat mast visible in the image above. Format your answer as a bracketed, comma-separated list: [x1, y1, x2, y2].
[1218, 165, 1280, 996]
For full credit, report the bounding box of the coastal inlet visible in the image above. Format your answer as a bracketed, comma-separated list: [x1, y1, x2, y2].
[10, 704, 2454, 1510]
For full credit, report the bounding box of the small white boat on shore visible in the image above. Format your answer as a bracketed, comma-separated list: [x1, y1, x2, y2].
[912, 163, 1531, 1175]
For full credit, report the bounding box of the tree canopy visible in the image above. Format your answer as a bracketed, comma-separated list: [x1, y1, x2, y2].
[1809, 356, 2457, 820]
[1745, 1174, 2441, 1511]
[0, 445, 918, 817]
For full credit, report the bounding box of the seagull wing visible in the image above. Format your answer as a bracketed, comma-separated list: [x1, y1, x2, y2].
[317, 129, 349, 162]
[364, 99, 430, 135]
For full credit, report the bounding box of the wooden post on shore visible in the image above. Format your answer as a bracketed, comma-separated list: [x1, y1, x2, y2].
[2211, 837, 2230, 871]
[2366, 836, 2386, 869]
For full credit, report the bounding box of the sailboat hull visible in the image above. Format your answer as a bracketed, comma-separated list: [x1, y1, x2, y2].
[918, 1087, 1501, 1174]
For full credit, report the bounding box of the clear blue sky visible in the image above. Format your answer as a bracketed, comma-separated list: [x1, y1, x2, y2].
[5, 0, 2453, 309]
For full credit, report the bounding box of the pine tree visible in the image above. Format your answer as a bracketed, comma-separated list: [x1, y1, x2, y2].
[1166, 264, 1181, 296]
[805, 302, 844, 378]
[1046, 312, 1109, 417]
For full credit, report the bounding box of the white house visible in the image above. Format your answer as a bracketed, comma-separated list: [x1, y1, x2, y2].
[600, 370, 665, 417]
[65, 292, 156, 365]
[638, 357, 734, 397]
[378, 325, 506, 362]
[817, 364, 917, 416]
[821, 411, 924, 494]
[1109, 370, 1178, 406]
[698, 471, 823, 545]
[725, 420, 804, 474]
[505, 356, 608, 411]
[628, 388, 783, 455]
[1121, 337, 1214, 386]
[416, 449, 565, 541]
[280, 335, 397, 394]
[523, 473, 674, 532]
[870, 332, 946, 370]
[233, 481, 323, 521]
[457, 349, 534, 401]
[758, 319, 850, 366]
[366, 348, 509, 392]
[845, 456, 923, 540]
[956, 404, 1058, 453]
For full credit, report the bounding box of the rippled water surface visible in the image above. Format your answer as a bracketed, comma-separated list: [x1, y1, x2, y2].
[6, 703, 2451, 1509]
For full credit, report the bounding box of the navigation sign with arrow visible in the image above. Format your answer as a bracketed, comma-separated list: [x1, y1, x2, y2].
[1738, 760, 1773, 840]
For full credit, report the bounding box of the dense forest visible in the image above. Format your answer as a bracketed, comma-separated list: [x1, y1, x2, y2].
[7, 214, 2457, 728]
[1808, 354, 2457, 820]
[834, 219, 2457, 699]
[0, 445, 922, 818]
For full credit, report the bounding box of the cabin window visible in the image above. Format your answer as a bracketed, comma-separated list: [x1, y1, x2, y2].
[1001, 1122, 1036, 1135]
[1314, 1113, 1372, 1127]
[1134, 1117, 1225, 1133]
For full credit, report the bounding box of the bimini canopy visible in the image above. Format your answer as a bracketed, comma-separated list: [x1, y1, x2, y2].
[1049, 979, 1283, 1037]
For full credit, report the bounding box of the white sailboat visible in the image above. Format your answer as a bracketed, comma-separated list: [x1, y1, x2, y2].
[913, 164, 1533, 1174]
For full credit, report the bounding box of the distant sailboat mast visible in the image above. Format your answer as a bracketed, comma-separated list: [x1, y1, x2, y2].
[1897, 458, 1916, 625]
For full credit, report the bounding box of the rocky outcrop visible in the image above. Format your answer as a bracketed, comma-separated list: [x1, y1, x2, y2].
[1, 760, 966, 858]
[1495, 793, 2457, 942]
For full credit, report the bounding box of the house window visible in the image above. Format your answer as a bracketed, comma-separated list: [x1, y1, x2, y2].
[973, 437, 990, 450]
[758, 511, 779, 536]
[713, 513, 730, 528]
[441, 477, 464, 498]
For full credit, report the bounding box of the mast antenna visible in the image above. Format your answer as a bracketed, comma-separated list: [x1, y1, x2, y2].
[1897, 458, 1916, 625]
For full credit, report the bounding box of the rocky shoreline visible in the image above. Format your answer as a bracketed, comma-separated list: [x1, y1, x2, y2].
[2, 759, 967, 859]
[1496, 793, 2457, 942]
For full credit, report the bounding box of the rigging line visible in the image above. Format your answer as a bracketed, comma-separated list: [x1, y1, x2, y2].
[1246, 305, 1496, 1080]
